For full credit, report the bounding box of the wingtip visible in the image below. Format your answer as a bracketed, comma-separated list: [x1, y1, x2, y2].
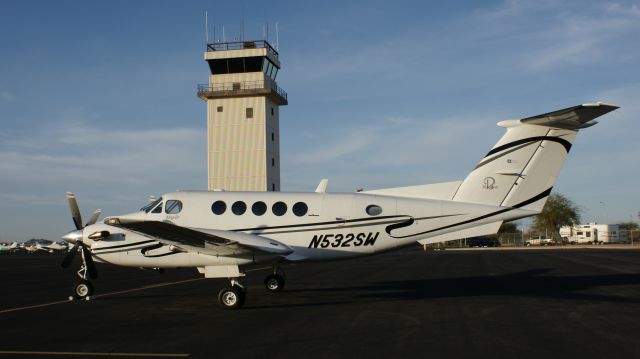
[582, 101, 620, 109]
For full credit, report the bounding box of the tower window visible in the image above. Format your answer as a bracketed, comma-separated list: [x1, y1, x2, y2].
[271, 107, 274, 116]
[272, 184, 275, 191]
[246, 108, 253, 119]
[271, 133, 275, 141]
[217, 106, 223, 112]
[272, 158, 275, 167]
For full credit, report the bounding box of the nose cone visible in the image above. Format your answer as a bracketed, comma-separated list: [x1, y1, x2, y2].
[62, 229, 83, 243]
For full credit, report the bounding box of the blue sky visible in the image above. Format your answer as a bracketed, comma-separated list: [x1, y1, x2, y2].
[1, 0, 638, 241]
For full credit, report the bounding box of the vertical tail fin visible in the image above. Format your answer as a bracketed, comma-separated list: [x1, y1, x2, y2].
[452, 102, 618, 212]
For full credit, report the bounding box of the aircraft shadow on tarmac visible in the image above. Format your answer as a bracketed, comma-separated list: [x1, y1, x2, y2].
[282, 269, 640, 305]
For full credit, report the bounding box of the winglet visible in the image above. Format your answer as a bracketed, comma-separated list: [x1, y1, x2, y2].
[315, 179, 329, 193]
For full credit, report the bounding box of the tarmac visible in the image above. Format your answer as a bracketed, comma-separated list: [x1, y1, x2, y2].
[1, 247, 639, 359]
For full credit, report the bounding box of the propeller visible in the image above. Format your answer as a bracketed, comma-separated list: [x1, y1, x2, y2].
[61, 192, 101, 279]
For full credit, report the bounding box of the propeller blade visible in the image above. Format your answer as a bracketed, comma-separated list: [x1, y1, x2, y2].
[81, 245, 98, 280]
[61, 242, 80, 268]
[85, 209, 102, 227]
[66, 192, 83, 230]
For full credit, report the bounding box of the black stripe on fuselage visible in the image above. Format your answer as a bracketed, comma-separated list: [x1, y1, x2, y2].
[232, 215, 408, 233]
[92, 239, 157, 252]
[388, 187, 553, 239]
[485, 136, 571, 158]
[233, 214, 464, 235]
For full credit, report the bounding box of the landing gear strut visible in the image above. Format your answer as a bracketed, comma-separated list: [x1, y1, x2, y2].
[217, 279, 246, 309]
[70, 245, 95, 300]
[264, 265, 286, 293]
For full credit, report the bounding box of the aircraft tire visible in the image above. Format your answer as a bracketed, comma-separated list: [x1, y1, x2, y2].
[218, 286, 245, 309]
[73, 279, 93, 299]
[264, 274, 285, 292]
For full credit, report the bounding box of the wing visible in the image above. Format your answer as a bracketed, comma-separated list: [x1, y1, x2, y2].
[111, 220, 293, 257]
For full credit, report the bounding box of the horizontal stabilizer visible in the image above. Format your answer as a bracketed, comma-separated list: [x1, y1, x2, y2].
[518, 102, 618, 130]
[417, 221, 503, 245]
[364, 181, 462, 200]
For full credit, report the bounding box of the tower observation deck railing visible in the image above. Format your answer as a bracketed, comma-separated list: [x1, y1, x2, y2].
[197, 80, 288, 104]
[206, 40, 279, 58]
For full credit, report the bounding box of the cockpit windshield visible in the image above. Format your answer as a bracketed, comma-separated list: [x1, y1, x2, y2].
[140, 197, 162, 213]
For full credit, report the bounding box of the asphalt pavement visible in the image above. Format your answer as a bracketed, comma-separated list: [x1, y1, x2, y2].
[1, 248, 639, 358]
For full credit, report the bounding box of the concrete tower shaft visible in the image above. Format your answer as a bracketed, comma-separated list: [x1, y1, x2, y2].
[198, 40, 287, 192]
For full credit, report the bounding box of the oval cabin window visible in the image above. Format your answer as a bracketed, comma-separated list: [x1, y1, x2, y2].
[211, 201, 226, 215]
[292, 202, 308, 217]
[252, 201, 267, 216]
[366, 205, 383, 216]
[232, 201, 247, 215]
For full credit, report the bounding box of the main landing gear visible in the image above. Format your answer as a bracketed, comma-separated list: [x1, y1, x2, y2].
[264, 266, 286, 292]
[218, 279, 246, 310]
[216, 266, 287, 309]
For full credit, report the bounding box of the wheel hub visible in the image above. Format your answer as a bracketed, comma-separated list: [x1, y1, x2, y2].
[223, 292, 237, 306]
[76, 284, 88, 297]
[267, 279, 279, 290]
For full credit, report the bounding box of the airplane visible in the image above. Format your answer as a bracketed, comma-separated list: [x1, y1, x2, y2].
[22, 243, 40, 253]
[0, 242, 19, 253]
[60, 102, 618, 309]
[36, 241, 69, 253]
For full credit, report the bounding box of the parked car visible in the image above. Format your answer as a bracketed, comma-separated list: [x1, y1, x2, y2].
[466, 237, 501, 248]
[525, 236, 556, 246]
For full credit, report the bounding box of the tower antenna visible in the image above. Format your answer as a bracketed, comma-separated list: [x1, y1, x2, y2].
[205, 11, 209, 43]
[222, 25, 226, 42]
[276, 22, 279, 50]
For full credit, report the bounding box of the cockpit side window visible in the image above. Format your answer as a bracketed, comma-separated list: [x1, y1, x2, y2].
[151, 202, 163, 214]
[165, 200, 183, 214]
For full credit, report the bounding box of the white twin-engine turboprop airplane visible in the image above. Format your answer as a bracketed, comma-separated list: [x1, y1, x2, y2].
[61, 102, 618, 309]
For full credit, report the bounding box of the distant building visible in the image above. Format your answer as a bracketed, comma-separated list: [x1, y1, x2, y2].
[197, 40, 288, 191]
[560, 223, 629, 244]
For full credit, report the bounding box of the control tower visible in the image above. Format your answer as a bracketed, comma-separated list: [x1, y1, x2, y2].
[197, 40, 288, 192]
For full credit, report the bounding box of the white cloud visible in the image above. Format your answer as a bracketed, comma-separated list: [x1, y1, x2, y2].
[521, 3, 640, 70]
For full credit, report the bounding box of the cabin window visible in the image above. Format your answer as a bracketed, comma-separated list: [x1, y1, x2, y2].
[232, 201, 247, 215]
[272, 201, 287, 216]
[151, 202, 163, 214]
[577, 231, 583, 235]
[246, 108, 253, 119]
[165, 200, 182, 214]
[366, 205, 382, 216]
[211, 201, 226, 215]
[292, 202, 308, 217]
[586, 232, 591, 238]
[252, 201, 267, 216]
[217, 106, 223, 112]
